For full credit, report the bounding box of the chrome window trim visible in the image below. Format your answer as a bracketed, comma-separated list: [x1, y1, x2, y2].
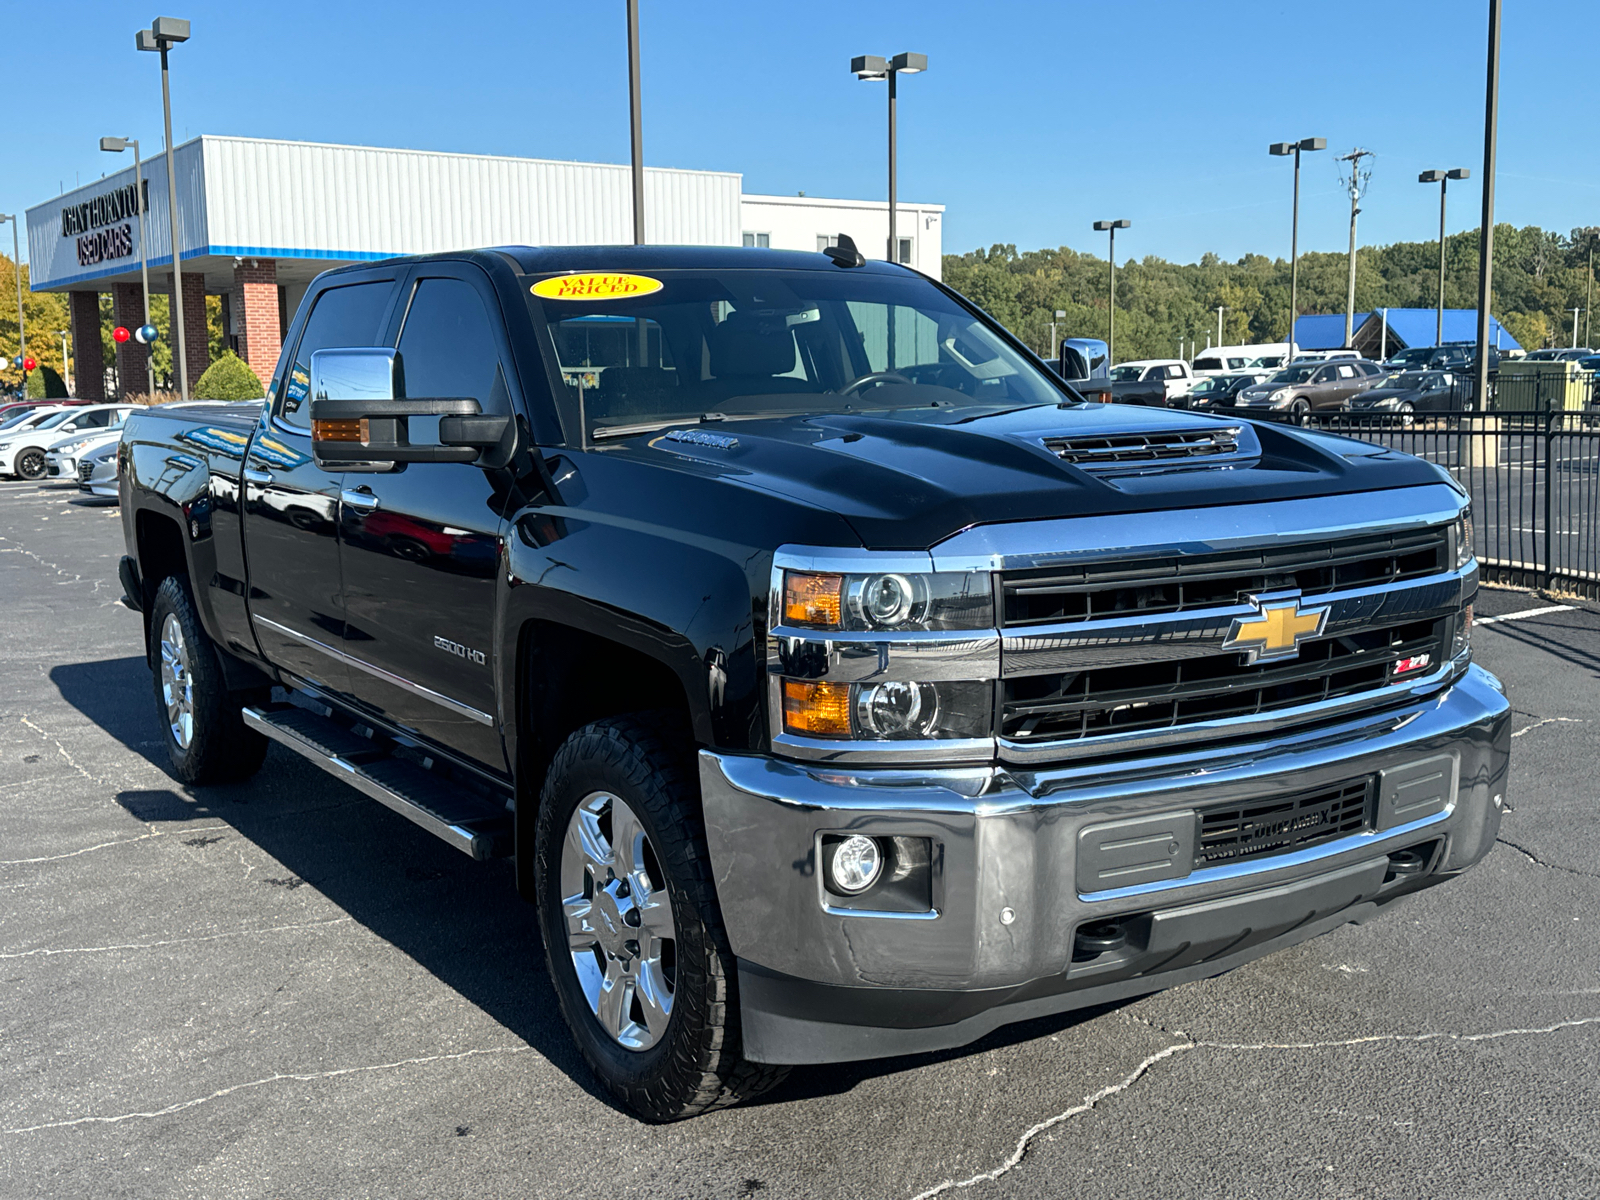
[928, 482, 1468, 574]
[251, 614, 496, 727]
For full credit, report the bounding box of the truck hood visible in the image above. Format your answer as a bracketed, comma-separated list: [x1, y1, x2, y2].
[603, 402, 1450, 550]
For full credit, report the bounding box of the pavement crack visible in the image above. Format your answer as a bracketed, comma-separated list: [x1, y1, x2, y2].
[1, 1044, 536, 1135]
[1496, 837, 1600, 879]
[0, 916, 352, 960]
[1511, 715, 1583, 738]
[0, 826, 230, 867]
[908, 1017, 1600, 1198]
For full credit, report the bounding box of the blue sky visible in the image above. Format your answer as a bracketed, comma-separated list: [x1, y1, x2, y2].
[16, 0, 1599, 266]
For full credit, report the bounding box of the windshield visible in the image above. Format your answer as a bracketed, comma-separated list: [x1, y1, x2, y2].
[1188, 376, 1229, 395]
[1389, 349, 1434, 365]
[1268, 367, 1315, 384]
[1252, 355, 1284, 368]
[1392, 371, 1443, 387]
[525, 269, 1064, 437]
[0, 410, 41, 431]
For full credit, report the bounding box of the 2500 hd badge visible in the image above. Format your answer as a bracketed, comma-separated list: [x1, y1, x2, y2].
[115, 241, 1507, 1122]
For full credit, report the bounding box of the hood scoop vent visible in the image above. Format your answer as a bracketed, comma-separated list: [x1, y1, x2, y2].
[1043, 425, 1258, 476]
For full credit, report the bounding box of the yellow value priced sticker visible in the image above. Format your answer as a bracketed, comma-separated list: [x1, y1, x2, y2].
[530, 272, 664, 301]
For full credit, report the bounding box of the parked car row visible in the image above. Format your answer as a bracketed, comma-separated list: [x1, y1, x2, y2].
[0, 401, 135, 496]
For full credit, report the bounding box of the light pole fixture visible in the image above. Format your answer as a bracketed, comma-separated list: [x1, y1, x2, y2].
[1093, 219, 1130, 364]
[851, 51, 927, 264]
[101, 137, 157, 395]
[137, 16, 191, 400]
[0, 214, 23, 393]
[1269, 137, 1326, 355]
[1419, 168, 1470, 347]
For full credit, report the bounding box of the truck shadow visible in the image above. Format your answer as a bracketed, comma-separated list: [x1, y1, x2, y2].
[52, 656, 1123, 1114]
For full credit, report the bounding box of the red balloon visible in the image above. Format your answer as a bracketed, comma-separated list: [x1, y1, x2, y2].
[113, 326, 131, 344]
[22, 356, 36, 372]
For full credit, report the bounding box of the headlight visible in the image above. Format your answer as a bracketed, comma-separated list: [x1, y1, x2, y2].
[1269, 389, 1290, 405]
[1452, 508, 1474, 569]
[782, 679, 991, 741]
[783, 570, 992, 632]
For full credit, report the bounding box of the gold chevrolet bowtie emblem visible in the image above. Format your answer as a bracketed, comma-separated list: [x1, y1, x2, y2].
[1223, 594, 1329, 663]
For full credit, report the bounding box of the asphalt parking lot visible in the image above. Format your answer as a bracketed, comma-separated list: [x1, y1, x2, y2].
[2, 476, 1598, 1200]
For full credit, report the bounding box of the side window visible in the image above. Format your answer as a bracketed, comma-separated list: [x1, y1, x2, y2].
[76, 409, 113, 429]
[1337, 364, 1357, 379]
[1312, 367, 1332, 383]
[1193, 357, 1221, 371]
[278, 281, 395, 429]
[1167, 365, 1185, 379]
[395, 278, 509, 414]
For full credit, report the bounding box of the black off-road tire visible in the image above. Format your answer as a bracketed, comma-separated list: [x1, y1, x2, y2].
[534, 716, 788, 1122]
[148, 575, 269, 785]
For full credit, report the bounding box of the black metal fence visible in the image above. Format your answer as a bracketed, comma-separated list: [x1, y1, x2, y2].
[1314, 410, 1600, 601]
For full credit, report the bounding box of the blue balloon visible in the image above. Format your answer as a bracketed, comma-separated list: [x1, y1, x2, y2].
[135, 324, 160, 345]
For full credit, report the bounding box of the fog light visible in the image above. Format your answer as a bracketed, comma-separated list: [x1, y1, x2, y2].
[829, 835, 882, 894]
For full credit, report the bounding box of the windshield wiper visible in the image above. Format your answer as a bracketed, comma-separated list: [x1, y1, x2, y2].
[592, 411, 789, 442]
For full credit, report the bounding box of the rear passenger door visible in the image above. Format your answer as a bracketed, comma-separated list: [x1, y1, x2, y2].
[335, 267, 513, 772]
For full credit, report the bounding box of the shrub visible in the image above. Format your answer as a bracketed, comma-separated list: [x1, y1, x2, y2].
[194, 353, 265, 401]
[25, 365, 68, 399]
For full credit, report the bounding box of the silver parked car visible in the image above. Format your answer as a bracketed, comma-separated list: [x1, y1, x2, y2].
[77, 438, 121, 500]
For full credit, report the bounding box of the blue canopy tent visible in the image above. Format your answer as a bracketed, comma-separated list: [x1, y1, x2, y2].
[1293, 309, 1521, 358]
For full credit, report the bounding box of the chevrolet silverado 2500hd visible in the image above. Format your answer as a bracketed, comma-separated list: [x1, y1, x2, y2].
[118, 243, 1508, 1122]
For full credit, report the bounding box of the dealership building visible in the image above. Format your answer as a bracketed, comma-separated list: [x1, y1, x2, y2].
[26, 135, 944, 399]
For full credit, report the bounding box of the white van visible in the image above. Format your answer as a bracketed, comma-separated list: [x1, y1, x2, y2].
[1192, 343, 1293, 376]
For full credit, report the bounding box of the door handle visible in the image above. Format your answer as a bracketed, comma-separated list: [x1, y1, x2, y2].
[244, 467, 273, 485]
[341, 487, 380, 511]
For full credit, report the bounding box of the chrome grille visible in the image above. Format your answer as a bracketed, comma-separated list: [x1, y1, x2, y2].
[1000, 616, 1445, 744]
[1001, 528, 1449, 628]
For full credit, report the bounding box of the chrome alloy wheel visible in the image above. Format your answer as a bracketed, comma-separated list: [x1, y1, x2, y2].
[560, 791, 676, 1050]
[158, 613, 195, 749]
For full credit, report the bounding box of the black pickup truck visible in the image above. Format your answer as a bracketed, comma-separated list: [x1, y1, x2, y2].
[119, 244, 1509, 1122]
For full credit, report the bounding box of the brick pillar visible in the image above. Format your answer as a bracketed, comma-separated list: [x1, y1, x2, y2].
[167, 270, 209, 394]
[231, 259, 280, 389]
[69, 291, 105, 401]
[112, 282, 152, 399]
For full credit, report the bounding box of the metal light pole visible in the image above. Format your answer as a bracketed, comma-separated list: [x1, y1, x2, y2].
[1571, 308, 1582, 348]
[1270, 137, 1326, 356]
[852, 52, 927, 263]
[1588, 245, 1594, 347]
[58, 330, 69, 392]
[1216, 305, 1227, 347]
[1473, 0, 1502, 411]
[626, 0, 644, 244]
[101, 137, 156, 395]
[0, 214, 23, 394]
[1418, 169, 1470, 347]
[1093, 219, 1130, 364]
[138, 17, 191, 400]
[1050, 308, 1066, 360]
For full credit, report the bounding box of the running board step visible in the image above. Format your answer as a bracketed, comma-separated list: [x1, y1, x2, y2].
[242, 704, 512, 861]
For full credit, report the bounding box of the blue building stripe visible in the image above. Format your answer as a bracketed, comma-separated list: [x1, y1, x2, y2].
[37, 244, 399, 290]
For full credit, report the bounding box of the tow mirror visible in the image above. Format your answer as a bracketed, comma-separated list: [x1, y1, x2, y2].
[1071, 378, 1113, 402]
[307, 348, 515, 469]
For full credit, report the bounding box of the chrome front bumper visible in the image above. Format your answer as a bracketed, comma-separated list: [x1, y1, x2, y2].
[700, 663, 1510, 1063]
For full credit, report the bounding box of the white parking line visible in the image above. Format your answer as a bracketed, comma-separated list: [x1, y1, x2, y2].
[1475, 604, 1577, 626]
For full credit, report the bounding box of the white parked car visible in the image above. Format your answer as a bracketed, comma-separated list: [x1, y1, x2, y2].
[46, 420, 130, 481]
[1191, 343, 1294, 376]
[0, 404, 135, 480]
[77, 438, 122, 500]
[1286, 349, 1359, 365]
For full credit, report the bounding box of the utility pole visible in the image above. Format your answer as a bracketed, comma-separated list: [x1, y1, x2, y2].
[1337, 148, 1374, 348]
[1215, 305, 1227, 347]
[626, 0, 644, 244]
[1473, 0, 1502, 413]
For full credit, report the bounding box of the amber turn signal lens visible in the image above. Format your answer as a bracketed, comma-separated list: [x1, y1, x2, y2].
[313, 418, 364, 443]
[783, 680, 852, 736]
[784, 572, 843, 627]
